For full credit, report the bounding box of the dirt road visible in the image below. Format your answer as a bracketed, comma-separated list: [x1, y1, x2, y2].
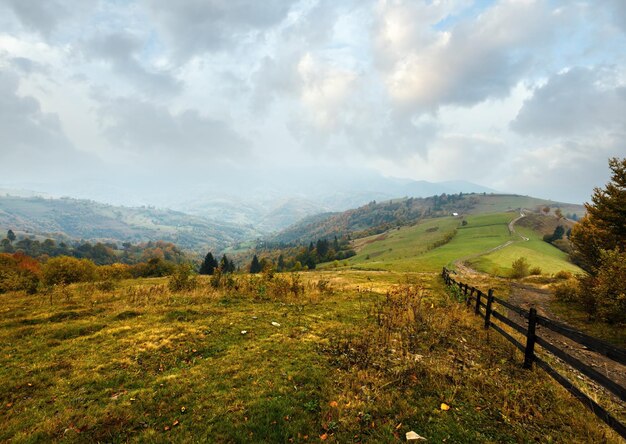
[506, 282, 626, 397]
[454, 262, 626, 406]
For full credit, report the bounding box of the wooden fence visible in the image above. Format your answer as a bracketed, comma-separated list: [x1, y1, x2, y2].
[441, 267, 626, 440]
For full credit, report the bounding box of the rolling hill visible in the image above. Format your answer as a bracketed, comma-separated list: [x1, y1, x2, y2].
[273, 193, 585, 245]
[0, 195, 259, 253]
[336, 211, 582, 275]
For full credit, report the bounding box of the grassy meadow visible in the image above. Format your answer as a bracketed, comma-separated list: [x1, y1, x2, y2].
[467, 226, 583, 276]
[1, 271, 623, 443]
[343, 213, 511, 272]
[340, 212, 581, 278]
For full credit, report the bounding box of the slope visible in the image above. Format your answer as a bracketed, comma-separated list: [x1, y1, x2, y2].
[0, 195, 259, 253]
[273, 193, 585, 245]
[343, 212, 582, 275]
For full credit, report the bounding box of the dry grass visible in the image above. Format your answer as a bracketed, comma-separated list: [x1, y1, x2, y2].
[0, 272, 622, 442]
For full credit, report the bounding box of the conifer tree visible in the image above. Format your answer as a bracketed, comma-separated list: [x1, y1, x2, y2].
[571, 157, 626, 271]
[249, 254, 261, 273]
[199, 252, 218, 275]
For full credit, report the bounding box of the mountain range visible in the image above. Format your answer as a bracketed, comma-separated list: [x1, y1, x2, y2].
[2, 174, 560, 254]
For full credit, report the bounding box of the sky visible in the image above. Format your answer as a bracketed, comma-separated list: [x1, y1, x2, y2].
[0, 0, 625, 205]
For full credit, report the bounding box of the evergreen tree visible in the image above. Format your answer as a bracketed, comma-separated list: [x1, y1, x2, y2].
[199, 252, 218, 275]
[316, 239, 329, 258]
[249, 254, 261, 273]
[220, 254, 227, 272]
[277, 254, 285, 272]
[571, 157, 626, 271]
[7, 230, 16, 243]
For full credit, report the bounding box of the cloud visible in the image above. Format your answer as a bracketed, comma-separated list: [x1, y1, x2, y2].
[96, 96, 249, 164]
[0, 0, 93, 37]
[374, 0, 563, 112]
[0, 69, 93, 180]
[511, 67, 626, 137]
[606, 0, 626, 33]
[142, 0, 294, 59]
[500, 134, 625, 203]
[84, 32, 181, 95]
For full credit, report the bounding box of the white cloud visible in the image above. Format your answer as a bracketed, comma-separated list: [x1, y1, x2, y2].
[511, 66, 626, 137]
[0, 69, 94, 181]
[142, 0, 294, 60]
[96, 96, 249, 164]
[0, 0, 625, 204]
[374, 0, 564, 111]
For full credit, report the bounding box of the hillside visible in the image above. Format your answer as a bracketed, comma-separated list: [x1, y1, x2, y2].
[1, 272, 620, 442]
[273, 193, 585, 245]
[0, 196, 259, 253]
[336, 212, 582, 275]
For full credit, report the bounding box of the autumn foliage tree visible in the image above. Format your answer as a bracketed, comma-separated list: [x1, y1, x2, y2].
[42, 256, 97, 286]
[0, 252, 41, 294]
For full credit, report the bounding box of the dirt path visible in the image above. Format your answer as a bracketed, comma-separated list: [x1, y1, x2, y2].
[450, 211, 528, 270]
[452, 211, 626, 400]
[508, 211, 529, 241]
[507, 283, 626, 392]
[454, 262, 626, 406]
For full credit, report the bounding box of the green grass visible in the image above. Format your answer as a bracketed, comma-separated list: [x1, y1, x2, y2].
[1, 273, 621, 442]
[339, 217, 460, 271]
[466, 194, 584, 217]
[341, 212, 582, 277]
[468, 226, 583, 276]
[345, 213, 514, 272]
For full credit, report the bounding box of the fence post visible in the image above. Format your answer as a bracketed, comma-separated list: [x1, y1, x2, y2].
[463, 284, 469, 299]
[484, 289, 494, 329]
[467, 287, 474, 307]
[523, 308, 538, 369]
[475, 291, 482, 315]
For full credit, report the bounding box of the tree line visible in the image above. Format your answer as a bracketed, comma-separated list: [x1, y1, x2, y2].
[0, 234, 187, 266]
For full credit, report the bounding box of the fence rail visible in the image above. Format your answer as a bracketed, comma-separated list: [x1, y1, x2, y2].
[441, 267, 626, 440]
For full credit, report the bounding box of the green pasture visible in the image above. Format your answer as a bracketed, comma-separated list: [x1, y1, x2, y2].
[468, 226, 583, 276]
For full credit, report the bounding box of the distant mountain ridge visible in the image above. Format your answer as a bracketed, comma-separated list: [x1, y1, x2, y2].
[171, 177, 496, 232]
[271, 194, 586, 245]
[0, 195, 259, 253]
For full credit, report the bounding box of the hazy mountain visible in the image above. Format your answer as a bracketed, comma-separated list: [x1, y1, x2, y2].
[0, 195, 259, 253]
[166, 170, 496, 232]
[2, 168, 496, 233]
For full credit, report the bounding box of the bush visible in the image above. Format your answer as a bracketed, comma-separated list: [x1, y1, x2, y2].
[529, 267, 542, 276]
[131, 257, 176, 278]
[0, 253, 41, 294]
[553, 279, 580, 303]
[168, 264, 198, 292]
[554, 270, 572, 280]
[98, 263, 132, 281]
[510, 257, 530, 279]
[42, 256, 97, 286]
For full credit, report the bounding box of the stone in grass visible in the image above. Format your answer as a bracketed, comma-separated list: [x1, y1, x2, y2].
[241, 330, 247, 335]
[271, 321, 281, 327]
[406, 431, 426, 441]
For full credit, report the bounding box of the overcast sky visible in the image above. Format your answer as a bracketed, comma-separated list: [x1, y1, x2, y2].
[1, 0, 625, 204]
